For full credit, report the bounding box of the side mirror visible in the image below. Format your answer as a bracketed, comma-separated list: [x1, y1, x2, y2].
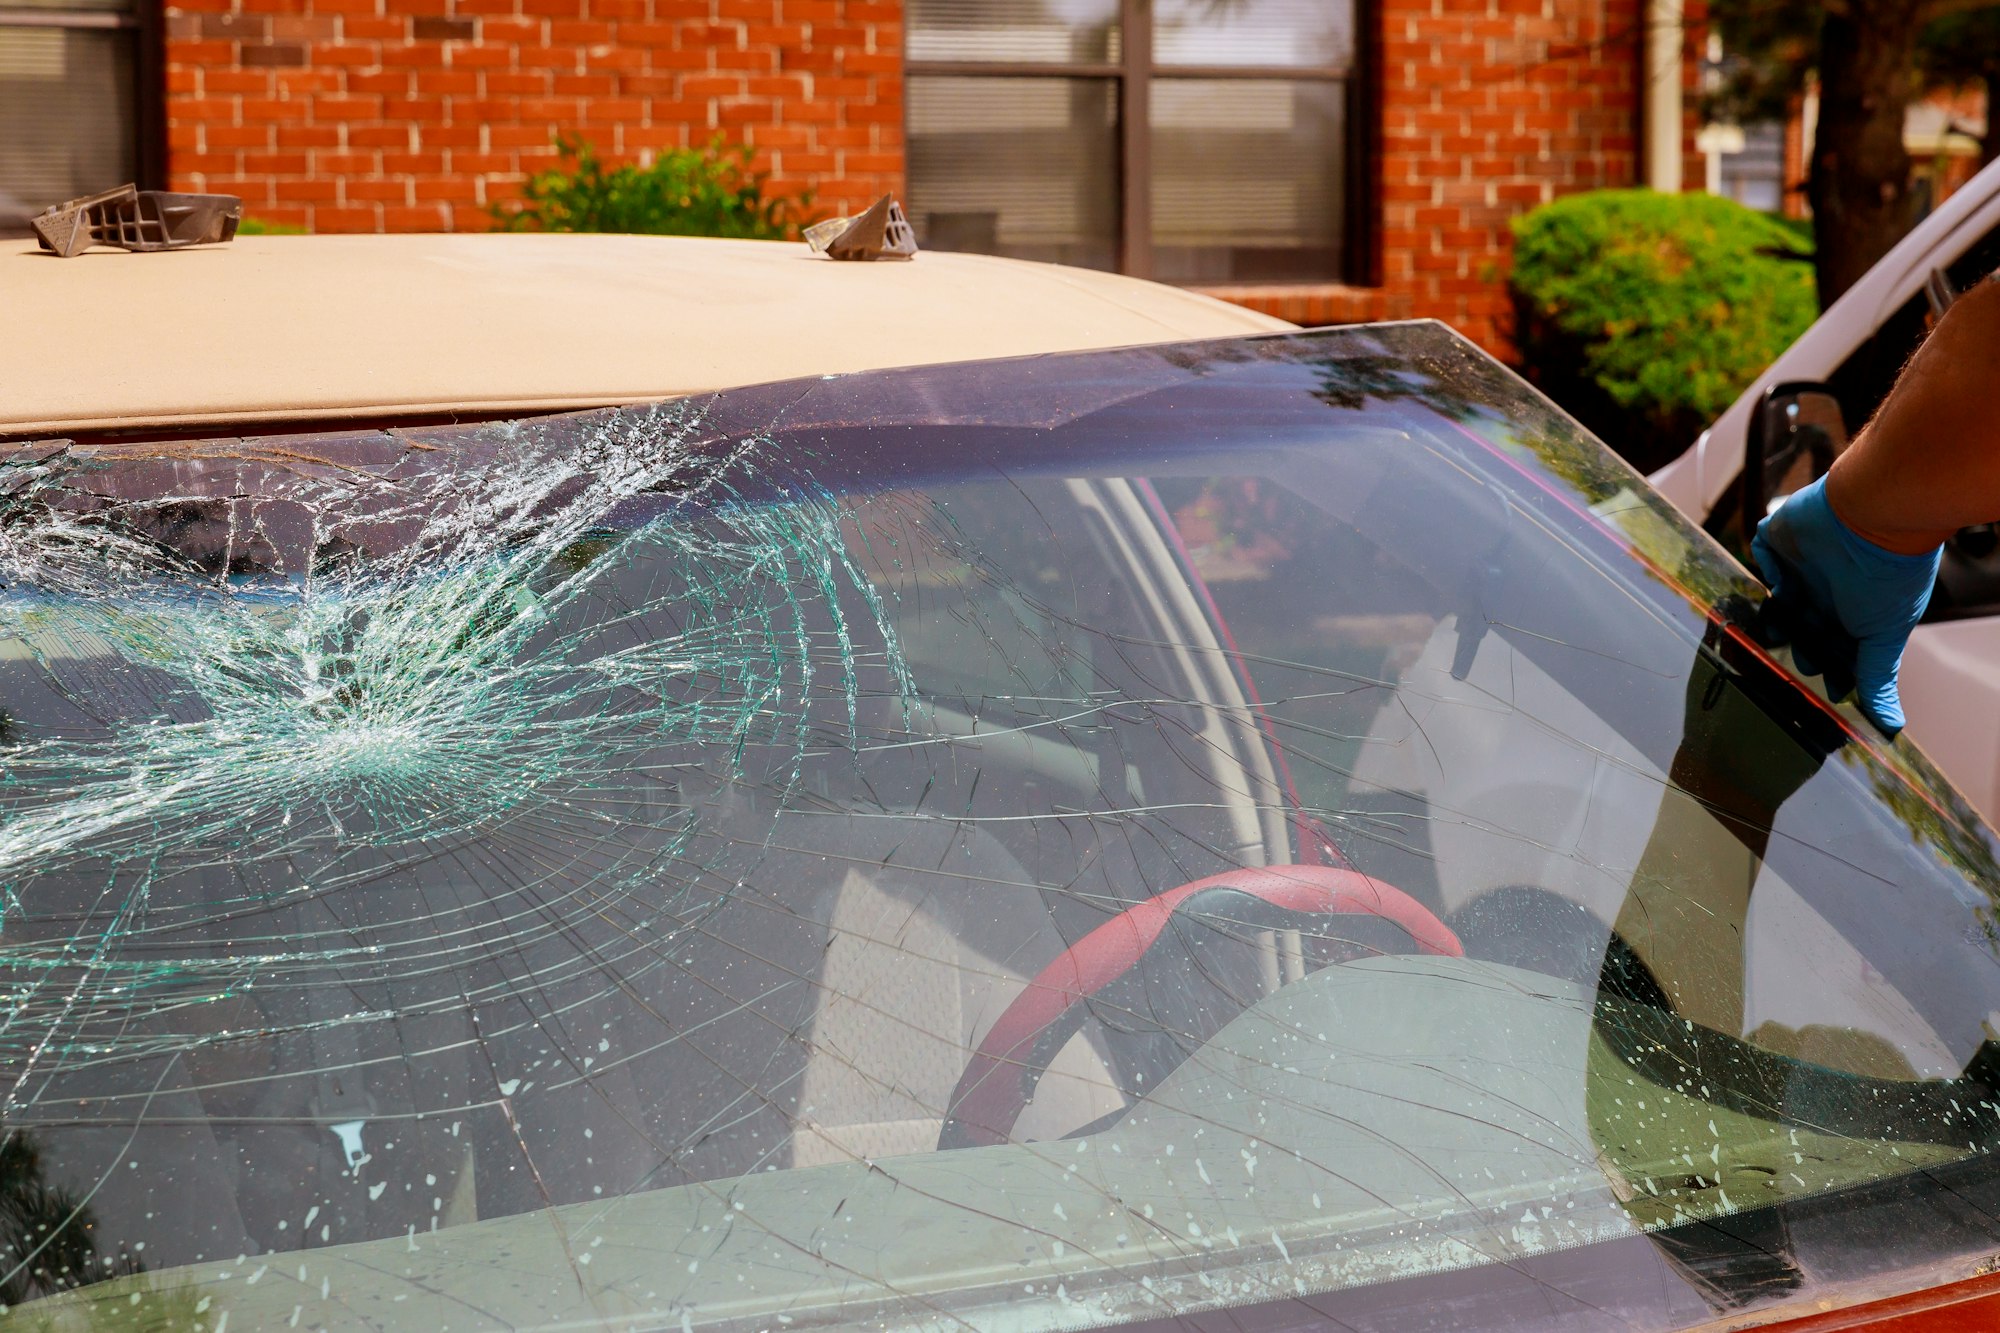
[1742, 381, 1850, 528]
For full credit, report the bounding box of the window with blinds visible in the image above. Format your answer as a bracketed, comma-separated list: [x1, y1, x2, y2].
[0, 0, 154, 235]
[906, 0, 1361, 284]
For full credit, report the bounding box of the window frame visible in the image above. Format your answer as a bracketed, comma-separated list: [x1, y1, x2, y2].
[903, 0, 1375, 285]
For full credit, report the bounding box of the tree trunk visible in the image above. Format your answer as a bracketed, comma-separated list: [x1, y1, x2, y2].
[1810, 2, 1926, 307]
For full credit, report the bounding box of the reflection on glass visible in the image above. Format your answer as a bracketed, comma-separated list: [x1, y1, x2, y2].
[906, 0, 1119, 63]
[1154, 0, 1354, 67]
[7, 327, 2000, 1331]
[908, 74, 1119, 269]
[1150, 78, 1345, 282]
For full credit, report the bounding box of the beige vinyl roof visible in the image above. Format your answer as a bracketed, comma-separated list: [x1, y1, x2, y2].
[3, 233, 1292, 437]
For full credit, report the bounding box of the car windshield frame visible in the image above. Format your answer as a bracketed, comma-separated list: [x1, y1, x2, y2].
[5, 324, 2000, 1333]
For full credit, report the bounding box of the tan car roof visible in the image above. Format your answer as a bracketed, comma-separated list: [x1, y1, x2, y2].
[3, 233, 1291, 437]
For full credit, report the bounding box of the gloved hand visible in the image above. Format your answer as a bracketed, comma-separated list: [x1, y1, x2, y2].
[1751, 475, 1941, 737]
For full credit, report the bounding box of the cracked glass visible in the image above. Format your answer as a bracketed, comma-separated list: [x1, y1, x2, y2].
[6, 325, 2000, 1332]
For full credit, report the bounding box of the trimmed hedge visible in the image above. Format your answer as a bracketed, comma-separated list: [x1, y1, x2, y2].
[491, 134, 812, 240]
[1508, 189, 1816, 474]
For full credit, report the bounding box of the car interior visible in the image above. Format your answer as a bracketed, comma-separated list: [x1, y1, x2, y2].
[11, 330, 2000, 1331]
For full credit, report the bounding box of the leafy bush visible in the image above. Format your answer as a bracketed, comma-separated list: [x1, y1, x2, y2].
[491, 134, 811, 239]
[236, 217, 306, 235]
[1508, 189, 1817, 473]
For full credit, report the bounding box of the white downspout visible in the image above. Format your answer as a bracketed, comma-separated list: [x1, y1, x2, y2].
[1644, 0, 1685, 191]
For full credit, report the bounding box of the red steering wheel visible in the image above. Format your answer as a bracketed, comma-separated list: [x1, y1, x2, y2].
[939, 864, 1461, 1149]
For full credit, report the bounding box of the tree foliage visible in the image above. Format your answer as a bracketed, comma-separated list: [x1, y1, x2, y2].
[1917, 7, 2000, 163]
[1508, 189, 1817, 473]
[0, 1128, 151, 1308]
[491, 134, 813, 240]
[1705, 0, 2000, 306]
[1705, 0, 1820, 126]
[1706, 3, 2000, 124]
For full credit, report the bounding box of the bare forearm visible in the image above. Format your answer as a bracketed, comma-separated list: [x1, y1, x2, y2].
[1825, 277, 2000, 554]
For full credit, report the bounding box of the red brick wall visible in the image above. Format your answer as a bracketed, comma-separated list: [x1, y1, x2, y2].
[164, 0, 1698, 355]
[164, 0, 903, 231]
[1199, 0, 1705, 354]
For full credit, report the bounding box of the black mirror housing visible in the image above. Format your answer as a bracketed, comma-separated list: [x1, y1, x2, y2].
[1742, 381, 1850, 529]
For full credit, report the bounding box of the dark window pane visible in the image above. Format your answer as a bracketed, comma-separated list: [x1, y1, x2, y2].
[1154, 0, 1353, 68]
[908, 74, 1119, 270]
[1149, 78, 1345, 283]
[907, 0, 1120, 64]
[0, 27, 135, 231]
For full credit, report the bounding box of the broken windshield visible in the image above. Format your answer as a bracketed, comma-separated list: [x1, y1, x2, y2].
[6, 326, 2000, 1332]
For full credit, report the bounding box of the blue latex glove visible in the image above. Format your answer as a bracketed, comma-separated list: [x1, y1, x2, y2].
[1751, 475, 1941, 737]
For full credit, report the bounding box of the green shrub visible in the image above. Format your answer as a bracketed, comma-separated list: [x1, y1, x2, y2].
[491, 134, 811, 239]
[236, 217, 305, 235]
[1508, 189, 1816, 473]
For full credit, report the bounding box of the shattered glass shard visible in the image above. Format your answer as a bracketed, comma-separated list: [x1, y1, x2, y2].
[7, 326, 2000, 1333]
